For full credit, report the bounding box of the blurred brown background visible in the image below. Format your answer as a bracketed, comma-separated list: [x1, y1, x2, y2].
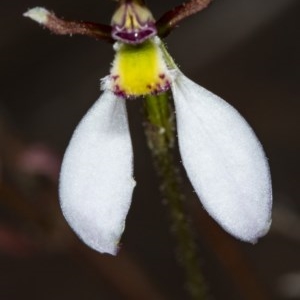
[0, 0, 299, 299]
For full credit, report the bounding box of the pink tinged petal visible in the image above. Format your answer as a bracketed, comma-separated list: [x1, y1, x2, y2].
[59, 90, 135, 255]
[171, 71, 272, 243]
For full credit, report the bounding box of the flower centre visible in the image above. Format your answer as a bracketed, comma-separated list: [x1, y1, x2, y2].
[111, 0, 157, 44]
[105, 38, 171, 98]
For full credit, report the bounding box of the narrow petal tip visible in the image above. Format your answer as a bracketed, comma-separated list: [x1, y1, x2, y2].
[250, 218, 272, 244]
[23, 7, 50, 25]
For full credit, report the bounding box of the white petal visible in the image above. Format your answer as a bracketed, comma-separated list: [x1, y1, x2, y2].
[171, 71, 272, 243]
[59, 90, 135, 255]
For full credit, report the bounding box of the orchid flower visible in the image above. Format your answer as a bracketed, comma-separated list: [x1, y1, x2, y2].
[24, 0, 272, 255]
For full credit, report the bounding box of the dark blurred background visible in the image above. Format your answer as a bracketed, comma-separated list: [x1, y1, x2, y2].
[0, 0, 299, 299]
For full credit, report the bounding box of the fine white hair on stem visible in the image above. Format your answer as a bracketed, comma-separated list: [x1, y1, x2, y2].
[59, 90, 135, 255]
[171, 71, 272, 242]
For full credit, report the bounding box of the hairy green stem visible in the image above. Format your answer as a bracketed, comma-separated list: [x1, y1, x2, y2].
[143, 92, 207, 299]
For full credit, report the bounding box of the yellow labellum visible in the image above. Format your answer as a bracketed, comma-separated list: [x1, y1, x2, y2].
[110, 39, 170, 97]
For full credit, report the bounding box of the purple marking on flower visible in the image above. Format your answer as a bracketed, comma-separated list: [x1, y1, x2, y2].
[112, 24, 157, 44]
[115, 90, 127, 98]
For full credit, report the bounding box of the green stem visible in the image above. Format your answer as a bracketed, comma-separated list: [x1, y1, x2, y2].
[143, 92, 207, 299]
